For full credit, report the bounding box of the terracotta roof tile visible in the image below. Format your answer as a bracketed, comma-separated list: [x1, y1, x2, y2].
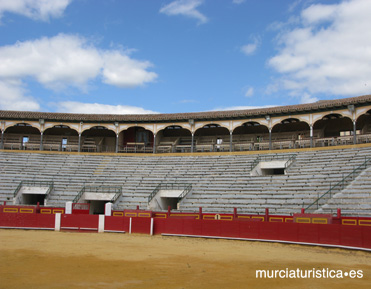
[1, 94, 371, 123]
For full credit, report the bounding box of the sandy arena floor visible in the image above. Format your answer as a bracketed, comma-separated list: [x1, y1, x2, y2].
[0, 229, 370, 289]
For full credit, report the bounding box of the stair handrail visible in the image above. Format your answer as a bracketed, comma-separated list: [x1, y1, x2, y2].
[250, 154, 297, 171]
[73, 185, 122, 203]
[305, 157, 371, 211]
[13, 180, 54, 198]
[148, 183, 192, 203]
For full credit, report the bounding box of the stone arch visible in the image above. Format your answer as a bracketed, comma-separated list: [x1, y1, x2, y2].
[356, 109, 371, 135]
[155, 125, 192, 153]
[43, 125, 79, 151]
[119, 126, 154, 153]
[232, 121, 270, 151]
[271, 118, 310, 149]
[194, 124, 230, 152]
[81, 126, 116, 152]
[272, 118, 310, 135]
[313, 114, 353, 138]
[3, 123, 41, 150]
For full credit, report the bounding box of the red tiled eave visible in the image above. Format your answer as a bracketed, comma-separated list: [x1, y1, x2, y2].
[1, 94, 371, 123]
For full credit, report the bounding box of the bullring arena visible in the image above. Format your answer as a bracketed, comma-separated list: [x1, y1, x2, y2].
[1, 94, 371, 288]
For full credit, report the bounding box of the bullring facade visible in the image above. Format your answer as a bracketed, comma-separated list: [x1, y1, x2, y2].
[1, 94, 371, 154]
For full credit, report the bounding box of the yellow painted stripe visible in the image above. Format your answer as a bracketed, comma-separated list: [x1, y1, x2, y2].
[342, 219, 357, 225]
[53, 209, 64, 214]
[312, 218, 328, 224]
[113, 212, 124, 217]
[252, 216, 265, 221]
[3, 208, 18, 213]
[269, 217, 284, 222]
[20, 208, 34, 213]
[296, 217, 311, 223]
[359, 220, 371, 226]
[40, 209, 52, 214]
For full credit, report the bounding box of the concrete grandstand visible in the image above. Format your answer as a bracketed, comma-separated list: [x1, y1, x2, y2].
[0, 94, 371, 217]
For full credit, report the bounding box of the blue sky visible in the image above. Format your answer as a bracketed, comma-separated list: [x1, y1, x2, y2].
[0, 0, 370, 114]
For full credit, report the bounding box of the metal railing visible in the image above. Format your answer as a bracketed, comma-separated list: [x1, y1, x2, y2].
[148, 183, 192, 203]
[250, 154, 297, 171]
[13, 180, 54, 198]
[306, 157, 371, 211]
[73, 185, 122, 203]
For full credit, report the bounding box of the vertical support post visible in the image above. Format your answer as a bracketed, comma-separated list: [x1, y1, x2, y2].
[55, 213, 61, 232]
[115, 134, 119, 153]
[105, 202, 112, 216]
[310, 125, 313, 148]
[65, 201, 72, 214]
[167, 206, 171, 218]
[78, 133, 81, 153]
[153, 134, 156, 154]
[98, 215, 105, 233]
[0, 129, 4, 150]
[229, 131, 233, 152]
[233, 207, 237, 220]
[129, 217, 132, 234]
[269, 129, 272, 150]
[337, 208, 341, 218]
[199, 207, 203, 220]
[39, 132, 43, 151]
[191, 133, 194, 153]
[265, 208, 269, 222]
[353, 120, 357, 145]
[301, 208, 305, 214]
[150, 218, 154, 236]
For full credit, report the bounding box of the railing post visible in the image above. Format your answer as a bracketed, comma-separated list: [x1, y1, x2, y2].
[0, 129, 4, 150]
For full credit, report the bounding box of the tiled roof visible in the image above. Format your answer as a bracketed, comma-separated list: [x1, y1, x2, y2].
[1, 94, 371, 123]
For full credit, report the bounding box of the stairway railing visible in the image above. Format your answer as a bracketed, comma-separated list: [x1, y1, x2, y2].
[305, 157, 371, 211]
[148, 183, 192, 204]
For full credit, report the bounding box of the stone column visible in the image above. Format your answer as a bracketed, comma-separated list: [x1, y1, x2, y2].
[353, 120, 357, 145]
[229, 131, 233, 152]
[153, 134, 156, 154]
[269, 129, 272, 150]
[78, 133, 81, 153]
[39, 132, 43, 151]
[191, 133, 195, 153]
[115, 134, 119, 153]
[310, 125, 313, 148]
[0, 130, 4, 150]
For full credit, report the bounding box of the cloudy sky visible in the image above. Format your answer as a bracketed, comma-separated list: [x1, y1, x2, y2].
[0, 0, 370, 114]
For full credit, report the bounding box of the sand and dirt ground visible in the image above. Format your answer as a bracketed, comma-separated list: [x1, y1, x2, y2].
[0, 229, 370, 289]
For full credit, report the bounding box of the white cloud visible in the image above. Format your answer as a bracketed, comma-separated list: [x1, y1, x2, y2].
[0, 0, 72, 21]
[300, 93, 318, 104]
[0, 79, 40, 110]
[0, 34, 158, 111]
[0, 34, 157, 91]
[160, 0, 208, 25]
[102, 51, 157, 88]
[241, 37, 260, 56]
[212, 104, 277, 111]
[245, 87, 254, 97]
[55, 101, 158, 115]
[268, 0, 371, 98]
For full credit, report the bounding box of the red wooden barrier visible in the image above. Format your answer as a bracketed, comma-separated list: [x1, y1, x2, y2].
[0, 212, 54, 229]
[60, 214, 99, 231]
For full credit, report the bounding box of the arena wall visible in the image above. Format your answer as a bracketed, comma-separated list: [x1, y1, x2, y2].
[1, 205, 371, 251]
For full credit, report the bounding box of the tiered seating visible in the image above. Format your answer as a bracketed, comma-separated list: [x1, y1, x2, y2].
[1, 145, 371, 216]
[316, 167, 371, 216]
